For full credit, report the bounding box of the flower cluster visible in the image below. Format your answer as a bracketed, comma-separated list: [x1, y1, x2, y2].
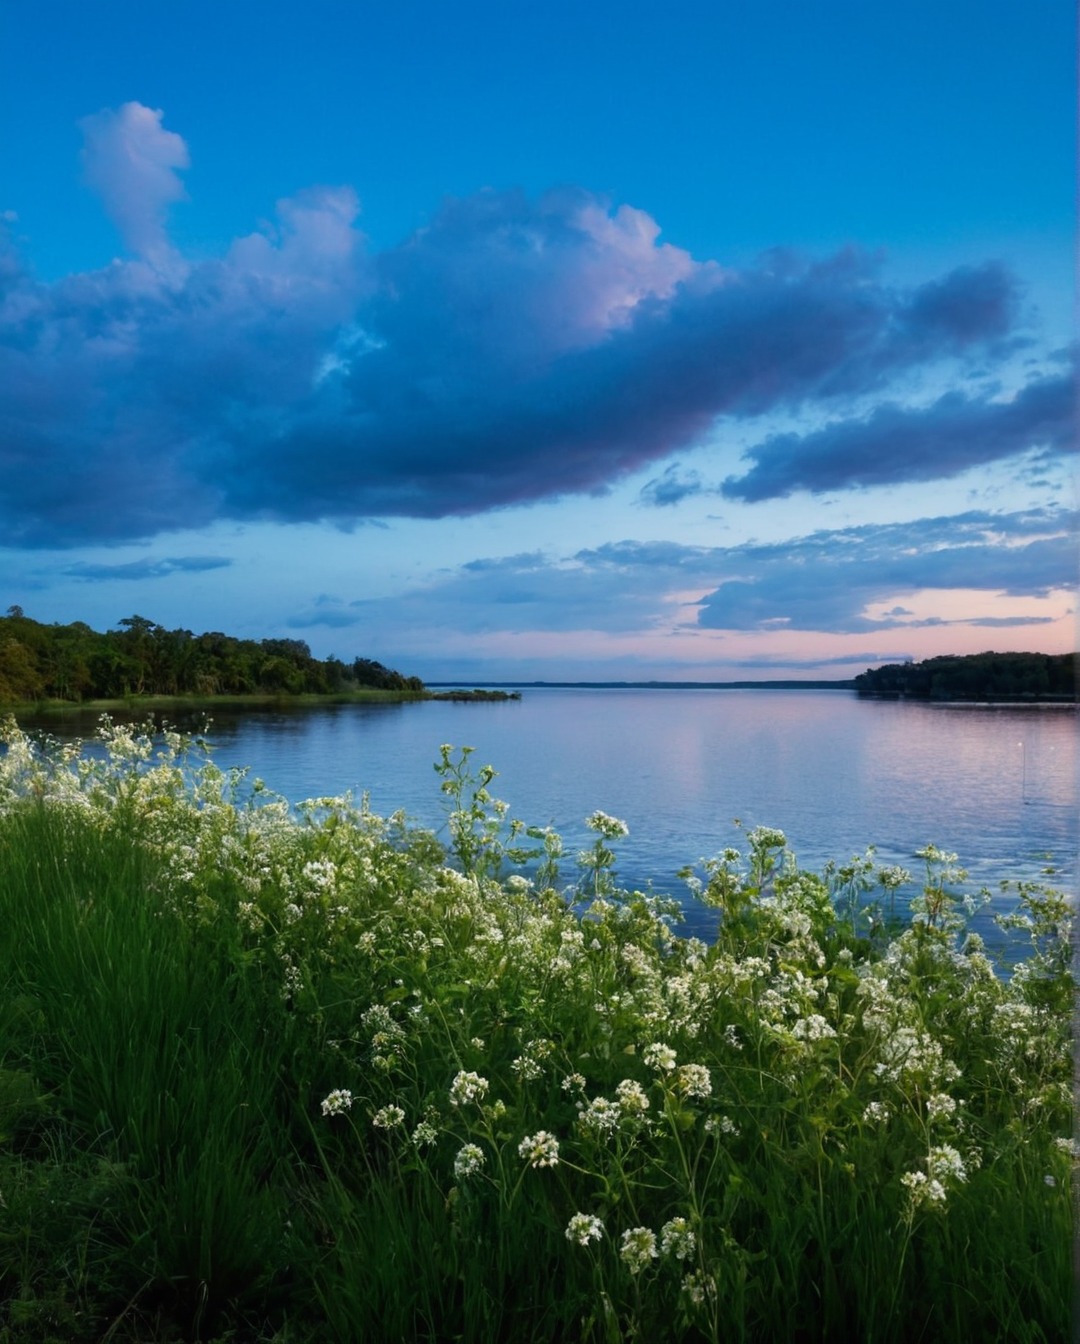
[321, 1089, 353, 1116]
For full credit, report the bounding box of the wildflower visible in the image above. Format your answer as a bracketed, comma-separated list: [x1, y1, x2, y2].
[565, 1213, 604, 1246]
[704, 1114, 739, 1137]
[901, 1169, 948, 1210]
[411, 1121, 439, 1148]
[561, 1072, 587, 1092]
[926, 1093, 957, 1121]
[518, 1130, 560, 1168]
[453, 1143, 485, 1179]
[372, 1104, 406, 1129]
[619, 1226, 658, 1274]
[682, 1270, 713, 1306]
[578, 1095, 620, 1134]
[660, 1216, 696, 1260]
[928, 1144, 968, 1184]
[449, 1070, 489, 1107]
[676, 1064, 712, 1099]
[615, 1079, 650, 1114]
[321, 1089, 353, 1116]
[586, 810, 629, 839]
[644, 1042, 678, 1072]
[878, 865, 910, 889]
[862, 1101, 890, 1124]
[792, 1014, 836, 1042]
[511, 1055, 543, 1081]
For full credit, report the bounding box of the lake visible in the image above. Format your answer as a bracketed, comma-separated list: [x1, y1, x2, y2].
[20, 687, 1074, 940]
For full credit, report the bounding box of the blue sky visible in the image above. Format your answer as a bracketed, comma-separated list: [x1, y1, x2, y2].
[1, 0, 1075, 679]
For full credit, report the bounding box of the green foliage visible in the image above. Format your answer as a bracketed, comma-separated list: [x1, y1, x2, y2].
[854, 650, 1076, 701]
[0, 719, 1072, 1342]
[0, 609, 423, 704]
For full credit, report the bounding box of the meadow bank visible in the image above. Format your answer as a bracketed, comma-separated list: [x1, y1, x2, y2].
[0, 718, 1072, 1343]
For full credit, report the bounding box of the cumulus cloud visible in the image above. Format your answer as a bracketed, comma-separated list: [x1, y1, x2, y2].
[0, 104, 1053, 546]
[722, 363, 1076, 500]
[79, 103, 190, 263]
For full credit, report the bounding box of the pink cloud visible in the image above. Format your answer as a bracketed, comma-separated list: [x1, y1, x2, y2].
[79, 102, 190, 263]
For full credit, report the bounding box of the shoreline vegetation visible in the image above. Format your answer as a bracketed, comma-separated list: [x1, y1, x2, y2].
[1, 609, 1074, 710]
[0, 608, 518, 712]
[0, 721, 1072, 1343]
[853, 651, 1076, 703]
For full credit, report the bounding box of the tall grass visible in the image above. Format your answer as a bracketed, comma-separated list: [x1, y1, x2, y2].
[0, 716, 1073, 1342]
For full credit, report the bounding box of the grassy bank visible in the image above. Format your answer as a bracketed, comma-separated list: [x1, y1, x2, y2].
[3, 687, 518, 719]
[0, 719, 1072, 1342]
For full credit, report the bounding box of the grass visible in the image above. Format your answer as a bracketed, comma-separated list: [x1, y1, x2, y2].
[0, 716, 1073, 1342]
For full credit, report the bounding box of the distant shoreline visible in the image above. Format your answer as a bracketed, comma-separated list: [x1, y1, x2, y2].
[425, 679, 857, 690]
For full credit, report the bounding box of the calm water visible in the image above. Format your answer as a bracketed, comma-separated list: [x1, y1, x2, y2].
[22, 688, 1074, 939]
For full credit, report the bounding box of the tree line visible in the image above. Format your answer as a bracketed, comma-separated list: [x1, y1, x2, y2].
[853, 651, 1076, 701]
[0, 608, 424, 704]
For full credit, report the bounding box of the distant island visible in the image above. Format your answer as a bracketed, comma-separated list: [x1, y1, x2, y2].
[854, 651, 1077, 702]
[0, 608, 517, 708]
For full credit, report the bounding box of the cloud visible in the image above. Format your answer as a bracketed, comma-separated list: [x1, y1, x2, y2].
[722, 363, 1076, 500]
[62, 555, 232, 582]
[324, 507, 1075, 642]
[79, 103, 190, 263]
[0, 105, 1046, 546]
[692, 509, 1076, 633]
[639, 464, 710, 507]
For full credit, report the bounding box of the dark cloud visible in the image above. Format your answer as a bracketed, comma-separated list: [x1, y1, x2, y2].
[722, 364, 1076, 500]
[63, 555, 232, 582]
[0, 104, 1041, 546]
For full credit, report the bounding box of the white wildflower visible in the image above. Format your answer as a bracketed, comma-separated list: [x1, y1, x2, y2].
[615, 1079, 650, 1114]
[453, 1143, 485, 1178]
[682, 1270, 714, 1306]
[566, 1212, 604, 1246]
[578, 1096, 620, 1134]
[321, 1089, 353, 1116]
[660, 1216, 696, 1260]
[372, 1104, 406, 1129]
[676, 1064, 712, 1099]
[792, 1014, 836, 1042]
[644, 1042, 678, 1073]
[411, 1121, 439, 1148]
[518, 1130, 560, 1168]
[619, 1226, 658, 1274]
[926, 1092, 957, 1121]
[586, 810, 629, 839]
[449, 1070, 489, 1107]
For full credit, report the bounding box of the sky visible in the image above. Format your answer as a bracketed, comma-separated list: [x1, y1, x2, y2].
[0, 0, 1075, 681]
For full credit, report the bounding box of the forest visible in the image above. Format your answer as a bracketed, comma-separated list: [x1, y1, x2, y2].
[853, 651, 1076, 701]
[0, 608, 424, 704]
